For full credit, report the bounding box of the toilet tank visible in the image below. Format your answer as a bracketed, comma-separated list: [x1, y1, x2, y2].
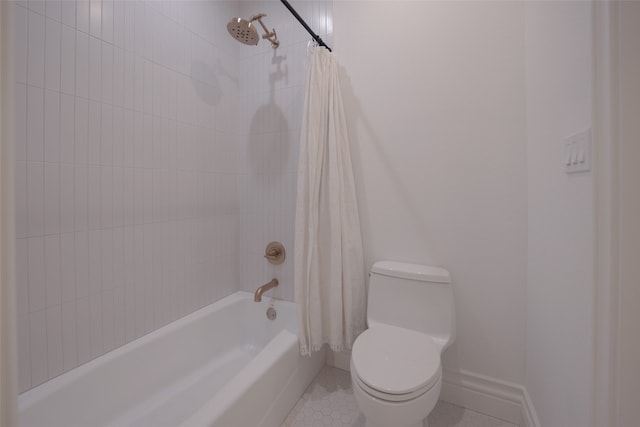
[367, 261, 455, 350]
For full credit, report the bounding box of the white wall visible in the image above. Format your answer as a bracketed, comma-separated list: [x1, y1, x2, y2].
[524, 2, 594, 427]
[616, 2, 640, 425]
[334, 1, 528, 385]
[12, 0, 242, 392]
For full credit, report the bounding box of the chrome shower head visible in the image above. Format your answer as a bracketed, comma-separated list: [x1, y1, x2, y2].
[227, 17, 260, 46]
[227, 14, 279, 48]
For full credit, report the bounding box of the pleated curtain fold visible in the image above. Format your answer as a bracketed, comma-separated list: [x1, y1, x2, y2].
[294, 47, 366, 356]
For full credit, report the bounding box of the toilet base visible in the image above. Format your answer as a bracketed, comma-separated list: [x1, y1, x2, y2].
[352, 368, 439, 427]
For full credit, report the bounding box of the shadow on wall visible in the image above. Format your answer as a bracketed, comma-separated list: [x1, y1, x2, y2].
[248, 51, 290, 177]
[248, 105, 289, 177]
[190, 58, 240, 106]
[336, 65, 439, 263]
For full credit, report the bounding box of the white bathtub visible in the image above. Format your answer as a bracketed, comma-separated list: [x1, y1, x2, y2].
[19, 291, 325, 427]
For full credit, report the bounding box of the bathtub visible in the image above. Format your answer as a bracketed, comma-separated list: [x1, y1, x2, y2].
[19, 291, 325, 427]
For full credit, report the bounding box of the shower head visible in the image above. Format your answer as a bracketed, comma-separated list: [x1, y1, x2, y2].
[227, 14, 279, 48]
[227, 17, 260, 46]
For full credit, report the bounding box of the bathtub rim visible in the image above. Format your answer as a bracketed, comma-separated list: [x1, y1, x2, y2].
[180, 328, 325, 427]
[18, 291, 284, 411]
[180, 327, 298, 427]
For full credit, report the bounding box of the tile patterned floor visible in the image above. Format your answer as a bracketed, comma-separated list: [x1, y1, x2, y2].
[281, 367, 519, 427]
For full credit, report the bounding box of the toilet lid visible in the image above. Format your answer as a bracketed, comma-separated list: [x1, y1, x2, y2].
[352, 325, 441, 397]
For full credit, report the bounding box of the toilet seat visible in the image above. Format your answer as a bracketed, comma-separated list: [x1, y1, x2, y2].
[351, 324, 441, 402]
[352, 364, 441, 402]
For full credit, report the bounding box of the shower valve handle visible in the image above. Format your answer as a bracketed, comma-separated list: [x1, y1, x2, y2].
[264, 242, 286, 265]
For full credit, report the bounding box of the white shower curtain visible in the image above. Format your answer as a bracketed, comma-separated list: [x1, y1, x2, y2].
[294, 47, 365, 355]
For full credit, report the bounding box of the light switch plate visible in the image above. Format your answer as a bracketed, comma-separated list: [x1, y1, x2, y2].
[564, 129, 591, 174]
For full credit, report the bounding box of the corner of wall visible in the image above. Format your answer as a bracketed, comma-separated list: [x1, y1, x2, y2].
[325, 348, 351, 372]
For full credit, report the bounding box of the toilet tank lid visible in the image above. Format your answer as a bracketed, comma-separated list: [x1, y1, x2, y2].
[372, 261, 451, 283]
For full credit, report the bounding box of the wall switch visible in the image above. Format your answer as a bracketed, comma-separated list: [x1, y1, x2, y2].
[564, 129, 591, 174]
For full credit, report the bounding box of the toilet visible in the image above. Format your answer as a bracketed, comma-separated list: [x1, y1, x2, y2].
[350, 261, 455, 427]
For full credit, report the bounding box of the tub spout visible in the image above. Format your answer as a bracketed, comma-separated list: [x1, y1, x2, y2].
[254, 279, 278, 302]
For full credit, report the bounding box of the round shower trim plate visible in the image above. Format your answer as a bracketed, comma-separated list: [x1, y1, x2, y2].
[265, 242, 286, 265]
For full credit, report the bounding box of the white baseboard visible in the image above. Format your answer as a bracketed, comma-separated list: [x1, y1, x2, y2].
[440, 370, 540, 427]
[326, 350, 540, 427]
[519, 386, 541, 427]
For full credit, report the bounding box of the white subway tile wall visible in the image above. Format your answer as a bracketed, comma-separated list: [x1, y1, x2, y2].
[14, 0, 332, 393]
[13, 0, 246, 392]
[14, 0, 331, 393]
[236, 0, 333, 302]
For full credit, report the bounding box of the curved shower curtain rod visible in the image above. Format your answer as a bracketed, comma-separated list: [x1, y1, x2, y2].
[280, 0, 332, 52]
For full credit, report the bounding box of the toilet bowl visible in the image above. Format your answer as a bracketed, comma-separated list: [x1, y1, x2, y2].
[350, 261, 454, 427]
[351, 325, 442, 427]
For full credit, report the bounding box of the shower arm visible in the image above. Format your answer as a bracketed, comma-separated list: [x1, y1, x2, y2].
[279, 0, 332, 52]
[250, 14, 280, 48]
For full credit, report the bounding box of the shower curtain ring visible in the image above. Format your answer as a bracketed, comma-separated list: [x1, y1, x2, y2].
[307, 39, 318, 56]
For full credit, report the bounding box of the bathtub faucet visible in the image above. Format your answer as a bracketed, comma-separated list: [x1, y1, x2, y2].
[254, 279, 279, 302]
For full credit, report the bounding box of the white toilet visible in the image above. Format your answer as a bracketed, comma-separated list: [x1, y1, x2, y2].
[350, 261, 455, 427]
